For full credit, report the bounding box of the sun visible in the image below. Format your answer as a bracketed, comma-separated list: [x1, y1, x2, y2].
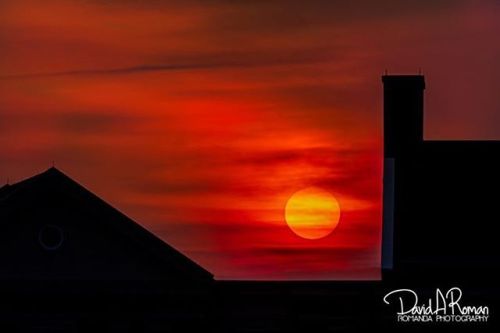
[285, 187, 341, 240]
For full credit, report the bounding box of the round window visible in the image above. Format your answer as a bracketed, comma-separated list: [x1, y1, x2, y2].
[38, 224, 64, 250]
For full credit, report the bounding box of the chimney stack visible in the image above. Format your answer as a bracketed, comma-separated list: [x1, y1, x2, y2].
[381, 75, 425, 273]
[383, 75, 425, 158]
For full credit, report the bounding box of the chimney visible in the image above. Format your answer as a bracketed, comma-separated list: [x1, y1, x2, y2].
[382, 75, 425, 158]
[381, 75, 425, 273]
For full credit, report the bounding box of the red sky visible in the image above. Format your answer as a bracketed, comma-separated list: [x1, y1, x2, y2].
[1, 0, 499, 279]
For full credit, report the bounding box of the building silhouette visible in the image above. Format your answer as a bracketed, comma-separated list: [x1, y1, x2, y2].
[0, 167, 212, 282]
[0, 167, 213, 331]
[382, 75, 500, 281]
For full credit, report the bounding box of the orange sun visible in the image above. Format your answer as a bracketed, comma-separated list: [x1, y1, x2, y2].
[285, 187, 341, 240]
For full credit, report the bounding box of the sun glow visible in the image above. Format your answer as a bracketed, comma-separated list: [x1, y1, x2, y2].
[285, 187, 341, 240]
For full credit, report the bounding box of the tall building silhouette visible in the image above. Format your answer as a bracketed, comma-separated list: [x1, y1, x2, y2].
[382, 75, 500, 280]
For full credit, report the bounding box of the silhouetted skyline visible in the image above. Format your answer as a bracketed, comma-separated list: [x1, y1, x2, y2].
[2, 75, 499, 332]
[1, 0, 500, 280]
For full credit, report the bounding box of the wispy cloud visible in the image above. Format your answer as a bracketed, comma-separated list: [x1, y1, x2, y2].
[0, 63, 227, 80]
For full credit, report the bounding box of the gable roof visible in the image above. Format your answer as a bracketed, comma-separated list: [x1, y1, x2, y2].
[0, 167, 213, 281]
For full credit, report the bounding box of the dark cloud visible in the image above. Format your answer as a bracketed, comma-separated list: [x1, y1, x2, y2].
[228, 146, 381, 200]
[1, 0, 464, 81]
[117, 145, 381, 206]
[127, 177, 222, 195]
[84, 0, 463, 22]
[252, 246, 376, 260]
[55, 111, 146, 134]
[214, 245, 380, 279]
[0, 63, 222, 80]
[0, 110, 144, 135]
[0, 45, 341, 80]
[233, 147, 371, 167]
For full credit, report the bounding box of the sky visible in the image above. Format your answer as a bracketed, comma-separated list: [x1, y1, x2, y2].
[1, 0, 499, 279]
